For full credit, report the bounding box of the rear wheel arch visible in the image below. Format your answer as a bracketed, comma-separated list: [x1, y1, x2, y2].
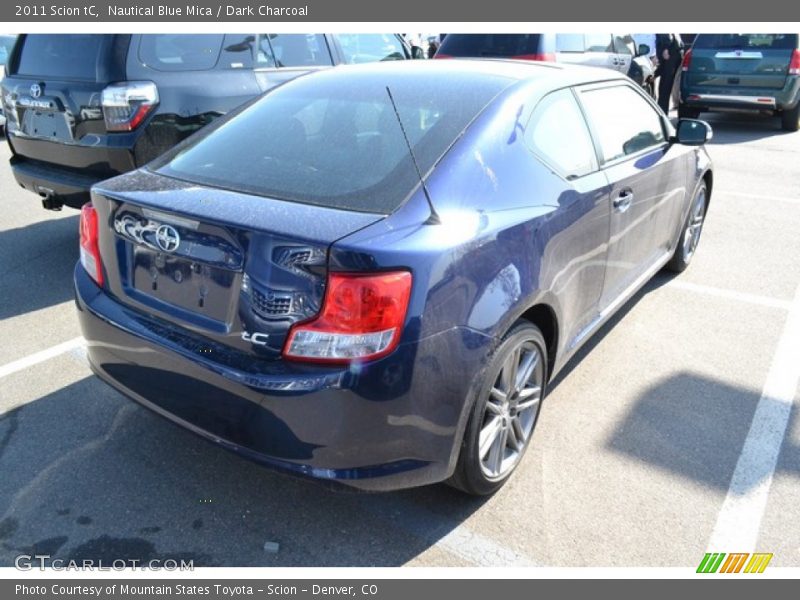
[519, 303, 558, 383]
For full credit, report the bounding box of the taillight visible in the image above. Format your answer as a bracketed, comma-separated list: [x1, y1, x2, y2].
[283, 271, 412, 363]
[101, 81, 158, 132]
[79, 204, 104, 286]
[789, 49, 800, 75]
[681, 48, 693, 72]
[512, 53, 556, 62]
[433, 52, 452, 59]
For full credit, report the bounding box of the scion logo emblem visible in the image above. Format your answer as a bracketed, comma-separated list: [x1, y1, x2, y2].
[155, 224, 181, 253]
[30, 83, 43, 98]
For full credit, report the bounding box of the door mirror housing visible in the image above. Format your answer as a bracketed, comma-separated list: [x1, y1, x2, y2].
[673, 119, 713, 145]
[637, 43, 650, 57]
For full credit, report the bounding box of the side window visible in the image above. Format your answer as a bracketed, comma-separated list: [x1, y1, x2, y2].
[525, 89, 597, 179]
[337, 34, 407, 64]
[555, 34, 584, 53]
[138, 34, 224, 71]
[579, 85, 666, 164]
[258, 34, 333, 68]
[220, 34, 255, 69]
[584, 33, 613, 53]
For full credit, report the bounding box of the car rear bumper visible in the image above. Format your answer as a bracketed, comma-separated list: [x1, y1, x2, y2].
[7, 131, 139, 208]
[683, 93, 779, 109]
[10, 155, 102, 208]
[681, 77, 800, 112]
[74, 265, 491, 491]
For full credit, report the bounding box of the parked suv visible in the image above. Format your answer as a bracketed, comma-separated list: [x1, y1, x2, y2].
[679, 33, 800, 131]
[2, 33, 413, 210]
[434, 33, 652, 90]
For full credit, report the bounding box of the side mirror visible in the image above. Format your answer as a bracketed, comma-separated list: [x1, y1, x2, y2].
[411, 46, 424, 59]
[637, 43, 650, 57]
[674, 119, 712, 145]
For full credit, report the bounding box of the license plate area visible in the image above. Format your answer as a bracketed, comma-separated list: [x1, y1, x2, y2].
[132, 246, 236, 324]
[20, 108, 72, 140]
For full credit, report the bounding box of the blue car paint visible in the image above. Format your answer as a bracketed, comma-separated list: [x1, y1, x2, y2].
[75, 61, 712, 490]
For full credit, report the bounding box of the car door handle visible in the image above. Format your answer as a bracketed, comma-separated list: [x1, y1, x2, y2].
[613, 190, 633, 212]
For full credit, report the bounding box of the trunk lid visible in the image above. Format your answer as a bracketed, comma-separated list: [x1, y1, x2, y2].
[91, 169, 384, 362]
[687, 34, 798, 90]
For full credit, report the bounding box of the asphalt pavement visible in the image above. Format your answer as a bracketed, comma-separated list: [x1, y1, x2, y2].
[0, 109, 798, 568]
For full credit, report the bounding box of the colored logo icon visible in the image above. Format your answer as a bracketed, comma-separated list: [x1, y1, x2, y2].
[697, 552, 773, 573]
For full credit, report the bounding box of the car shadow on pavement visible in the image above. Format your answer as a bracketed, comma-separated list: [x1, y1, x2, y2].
[0, 375, 491, 567]
[702, 112, 796, 145]
[605, 371, 799, 492]
[0, 215, 79, 320]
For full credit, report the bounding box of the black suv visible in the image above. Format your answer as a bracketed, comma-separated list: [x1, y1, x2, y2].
[2, 33, 414, 210]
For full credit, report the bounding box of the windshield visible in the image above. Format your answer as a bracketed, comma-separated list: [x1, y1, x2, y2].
[154, 68, 512, 214]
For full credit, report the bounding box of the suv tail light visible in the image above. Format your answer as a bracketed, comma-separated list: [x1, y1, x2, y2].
[284, 271, 412, 363]
[789, 49, 800, 75]
[101, 81, 159, 132]
[79, 204, 104, 286]
[681, 48, 693, 72]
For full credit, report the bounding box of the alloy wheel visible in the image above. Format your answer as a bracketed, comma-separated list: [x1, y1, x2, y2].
[682, 188, 707, 262]
[479, 340, 544, 480]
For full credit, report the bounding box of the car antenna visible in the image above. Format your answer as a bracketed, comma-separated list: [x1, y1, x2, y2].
[385, 86, 441, 225]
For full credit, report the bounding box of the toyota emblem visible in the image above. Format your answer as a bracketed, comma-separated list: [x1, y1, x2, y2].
[30, 83, 42, 98]
[155, 224, 181, 253]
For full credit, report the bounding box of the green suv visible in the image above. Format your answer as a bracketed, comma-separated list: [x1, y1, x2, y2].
[679, 33, 800, 131]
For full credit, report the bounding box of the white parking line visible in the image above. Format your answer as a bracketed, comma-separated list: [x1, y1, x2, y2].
[0, 337, 85, 380]
[667, 280, 793, 311]
[716, 189, 800, 205]
[707, 282, 800, 552]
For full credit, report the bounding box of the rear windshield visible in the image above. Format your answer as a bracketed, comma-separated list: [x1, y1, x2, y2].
[15, 34, 105, 80]
[154, 69, 512, 214]
[693, 34, 799, 50]
[438, 34, 544, 58]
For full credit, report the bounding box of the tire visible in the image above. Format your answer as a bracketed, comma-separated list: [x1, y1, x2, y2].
[448, 321, 548, 496]
[667, 182, 708, 273]
[678, 103, 700, 119]
[780, 103, 800, 132]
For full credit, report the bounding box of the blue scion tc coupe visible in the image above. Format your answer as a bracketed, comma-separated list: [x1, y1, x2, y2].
[75, 60, 713, 495]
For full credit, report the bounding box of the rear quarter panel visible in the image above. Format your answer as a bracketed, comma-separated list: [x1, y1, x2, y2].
[330, 81, 613, 382]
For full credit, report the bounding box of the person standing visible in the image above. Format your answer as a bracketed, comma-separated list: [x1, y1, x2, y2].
[655, 33, 683, 114]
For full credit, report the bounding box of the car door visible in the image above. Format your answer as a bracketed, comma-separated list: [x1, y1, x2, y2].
[583, 33, 623, 71]
[524, 87, 611, 345]
[576, 82, 689, 306]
